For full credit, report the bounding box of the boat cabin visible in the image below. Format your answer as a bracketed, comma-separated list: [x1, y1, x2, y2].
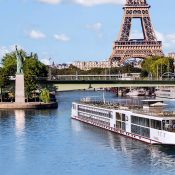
[142, 99, 166, 109]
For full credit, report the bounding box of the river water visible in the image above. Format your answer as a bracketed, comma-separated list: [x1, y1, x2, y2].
[0, 91, 175, 175]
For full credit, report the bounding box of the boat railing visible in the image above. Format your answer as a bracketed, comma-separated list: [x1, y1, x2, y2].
[130, 109, 175, 117]
[80, 98, 119, 105]
[80, 98, 121, 109]
[79, 98, 175, 117]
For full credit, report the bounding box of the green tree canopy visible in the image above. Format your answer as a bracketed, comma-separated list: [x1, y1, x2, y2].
[39, 88, 51, 103]
[1, 50, 48, 99]
[141, 56, 174, 78]
[51, 64, 141, 76]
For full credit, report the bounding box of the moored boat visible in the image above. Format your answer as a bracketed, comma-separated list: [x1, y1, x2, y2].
[72, 98, 175, 145]
[126, 89, 146, 97]
[155, 87, 175, 99]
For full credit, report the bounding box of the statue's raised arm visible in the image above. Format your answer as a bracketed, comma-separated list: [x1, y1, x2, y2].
[15, 46, 25, 74]
[15, 45, 18, 52]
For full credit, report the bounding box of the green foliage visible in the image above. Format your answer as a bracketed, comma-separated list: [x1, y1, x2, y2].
[24, 54, 48, 98]
[0, 67, 9, 88]
[51, 64, 141, 76]
[118, 64, 141, 74]
[39, 88, 50, 103]
[1, 52, 17, 76]
[1, 50, 48, 99]
[141, 56, 174, 78]
[140, 69, 149, 78]
[51, 64, 83, 75]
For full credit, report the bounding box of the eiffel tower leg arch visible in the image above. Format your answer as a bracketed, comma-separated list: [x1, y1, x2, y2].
[110, 0, 164, 64]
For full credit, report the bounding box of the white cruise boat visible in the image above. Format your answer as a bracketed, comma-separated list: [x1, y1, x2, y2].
[155, 87, 175, 99]
[126, 89, 145, 97]
[72, 98, 175, 145]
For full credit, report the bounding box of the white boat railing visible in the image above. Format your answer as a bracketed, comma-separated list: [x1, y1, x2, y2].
[79, 98, 175, 118]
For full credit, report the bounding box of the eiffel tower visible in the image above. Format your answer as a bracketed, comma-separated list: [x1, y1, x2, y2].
[110, 0, 164, 63]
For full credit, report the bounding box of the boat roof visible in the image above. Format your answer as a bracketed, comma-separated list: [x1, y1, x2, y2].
[141, 99, 164, 102]
[76, 101, 175, 119]
[150, 102, 167, 107]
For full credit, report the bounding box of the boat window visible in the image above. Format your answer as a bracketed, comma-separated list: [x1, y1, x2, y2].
[116, 121, 121, 129]
[122, 114, 126, 121]
[78, 112, 110, 125]
[131, 125, 150, 138]
[131, 116, 149, 127]
[78, 105, 112, 118]
[116, 113, 121, 121]
[172, 121, 175, 129]
[122, 122, 126, 131]
[150, 120, 161, 130]
[162, 120, 175, 132]
[72, 104, 76, 109]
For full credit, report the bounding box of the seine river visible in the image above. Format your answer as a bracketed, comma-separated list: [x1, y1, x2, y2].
[0, 91, 175, 175]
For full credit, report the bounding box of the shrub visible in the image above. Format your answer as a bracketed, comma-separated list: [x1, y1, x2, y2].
[39, 88, 50, 103]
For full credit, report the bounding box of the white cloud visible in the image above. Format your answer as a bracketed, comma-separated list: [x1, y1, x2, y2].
[125, 29, 175, 52]
[129, 30, 164, 40]
[86, 22, 103, 38]
[36, 0, 125, 6]
[155, 31, 165, 42]
[28, 30, 46, 39]
[54, 34, 70, 41]
[152, 31, 175, 53]
[0, 44, 23, 60]
[155, 31, 175, 49]
[0, 47, 10, 60]
[40, 58, 51, 65]
[128, 30, 175, 51]
[86, 22, 102, 31]
[37, 0, 62, 4]
[73, 0, 125, 6]
[166, 34, 175, 43]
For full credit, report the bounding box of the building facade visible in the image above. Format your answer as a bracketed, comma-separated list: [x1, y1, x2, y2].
[168, 53, 175, 59]
[73, 61, 119, 70]
[53, 63, 71, 69]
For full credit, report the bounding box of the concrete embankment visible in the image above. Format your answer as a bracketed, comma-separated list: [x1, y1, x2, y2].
[0, 102, 58, 109]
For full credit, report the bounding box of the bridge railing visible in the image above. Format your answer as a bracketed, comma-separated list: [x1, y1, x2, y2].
[37, 74, 175, 82]
[49, 74, 141, 81]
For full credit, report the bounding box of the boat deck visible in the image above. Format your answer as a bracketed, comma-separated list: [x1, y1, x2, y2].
[78, 100, 175, 119]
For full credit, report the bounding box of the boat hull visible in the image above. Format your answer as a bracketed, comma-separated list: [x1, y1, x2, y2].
[72, 116, 162, 145]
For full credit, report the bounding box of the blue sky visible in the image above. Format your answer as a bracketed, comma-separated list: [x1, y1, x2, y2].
[0, 0, 175, 64]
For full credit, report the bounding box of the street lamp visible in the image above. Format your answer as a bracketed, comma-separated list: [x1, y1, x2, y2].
[173, 59, 175, 74]
[48, 58, 52, 80]
[148, 73, 152, 80]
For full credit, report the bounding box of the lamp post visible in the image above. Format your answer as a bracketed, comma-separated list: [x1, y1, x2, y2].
[148, 72, 152, 80]
[0, 63, 3, 102]
[157, 65, 159, 80]
[76, 71, 78, 80]
[173, 59, 175, 75]
[48, 58, 52, 80]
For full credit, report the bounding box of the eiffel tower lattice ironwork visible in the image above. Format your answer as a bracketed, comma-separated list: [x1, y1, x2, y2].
[110, 0, 164, 63]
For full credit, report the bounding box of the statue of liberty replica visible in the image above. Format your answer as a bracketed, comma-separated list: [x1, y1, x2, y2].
[16, 46, 25, 74]
[15, 46, 25, 103]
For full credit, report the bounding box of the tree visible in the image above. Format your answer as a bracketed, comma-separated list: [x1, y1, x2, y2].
[1, 50, 48, 100]
[24, 54, 48, 99]
[141, 56, 174, 78]
[0, 67, 10, 101]
[51, 64, 142, 76]
[1, 52, 18, 76]
[39, 88, 50, 103]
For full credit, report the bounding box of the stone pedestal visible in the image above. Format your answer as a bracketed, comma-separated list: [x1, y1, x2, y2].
[15, 74, 25, 103]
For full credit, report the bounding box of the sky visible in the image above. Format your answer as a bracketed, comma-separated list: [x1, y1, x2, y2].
[0, 0, 175, 64]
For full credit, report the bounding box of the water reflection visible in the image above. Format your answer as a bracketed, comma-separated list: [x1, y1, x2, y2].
[15, 110, 25, 137]
[0, 91, 175, 175]
[71, 119, 175, 174]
